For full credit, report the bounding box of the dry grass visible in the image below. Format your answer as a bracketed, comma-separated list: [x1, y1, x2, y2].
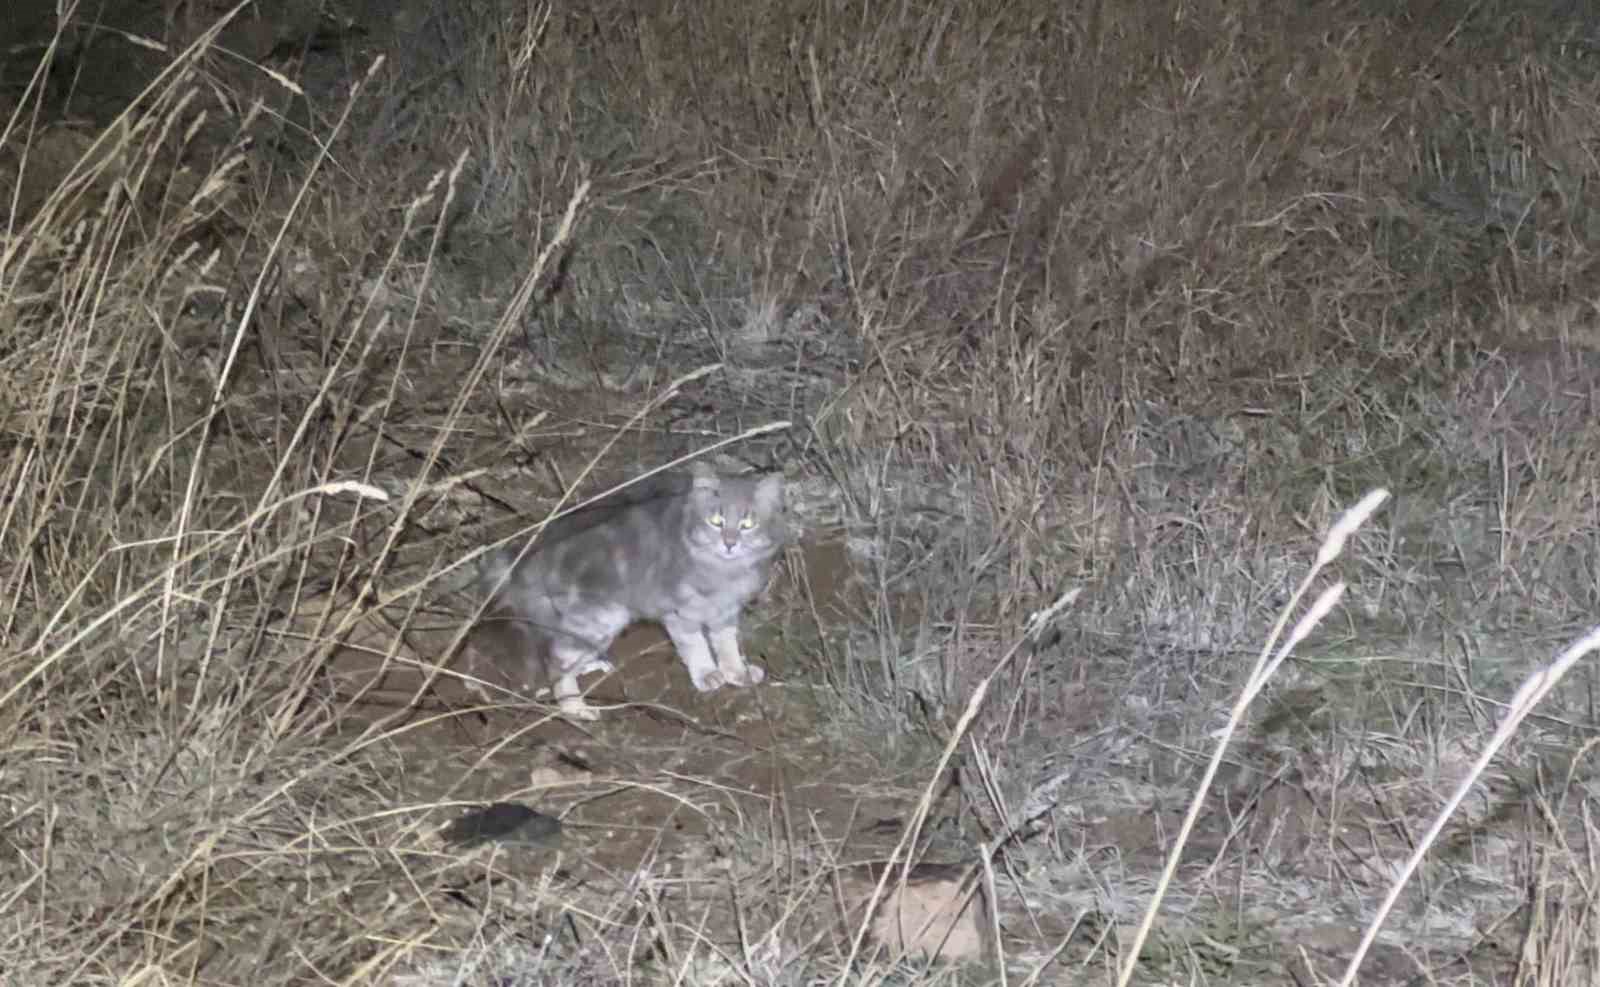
[5, 0, 1600, 983]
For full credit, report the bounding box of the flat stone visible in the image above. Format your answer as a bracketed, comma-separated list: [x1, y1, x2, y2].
[439, 802, 562, 849]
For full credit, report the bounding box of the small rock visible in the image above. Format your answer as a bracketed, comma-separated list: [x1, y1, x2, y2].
[838, 860, 992, 965]
[439, 802, 562, 849]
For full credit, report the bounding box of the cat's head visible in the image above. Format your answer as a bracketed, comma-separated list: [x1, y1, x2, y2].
[683, 464, 786, 561]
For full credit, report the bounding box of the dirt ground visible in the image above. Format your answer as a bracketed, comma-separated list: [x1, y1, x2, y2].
[333, 539, 911, 874]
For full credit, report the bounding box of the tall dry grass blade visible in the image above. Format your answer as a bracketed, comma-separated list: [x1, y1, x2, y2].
[1336, 622, 1600, 986]
[1115, 488, 1389, 987]
[840, 589, 1082, 979]
[2, 0, 255, 275]
[162, 55, 384, 716]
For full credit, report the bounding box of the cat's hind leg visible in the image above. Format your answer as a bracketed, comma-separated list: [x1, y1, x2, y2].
[546, 605, 629, 720]
[663, 614, 723, 691]
[551, 673, 601, 721]
[466, 614, 546, 700]
[708, 624, 765, 687]
[549, 639, 615, 721]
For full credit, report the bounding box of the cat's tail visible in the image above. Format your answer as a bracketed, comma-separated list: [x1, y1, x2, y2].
[476, 546, 516, 601]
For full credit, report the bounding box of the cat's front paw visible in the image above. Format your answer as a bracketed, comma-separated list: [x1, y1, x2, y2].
[689, 668, 726, 692]
[557, 697, 602, 722]
[722, 663, 766, 687]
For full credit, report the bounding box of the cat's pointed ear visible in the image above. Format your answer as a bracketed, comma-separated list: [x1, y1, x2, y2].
[689, 460, 720, 489]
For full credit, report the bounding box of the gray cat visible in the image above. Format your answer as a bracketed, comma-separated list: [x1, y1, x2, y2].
[469, 463, 787, 720]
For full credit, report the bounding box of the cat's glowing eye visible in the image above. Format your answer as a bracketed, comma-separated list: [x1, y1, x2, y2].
[707, 514, 725, 528]
[738, 518, 756, 530]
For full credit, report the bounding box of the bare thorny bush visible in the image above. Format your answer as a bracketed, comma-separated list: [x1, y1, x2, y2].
[4, 0, 1600, 983]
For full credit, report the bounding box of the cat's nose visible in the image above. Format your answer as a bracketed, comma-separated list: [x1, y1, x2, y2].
[722, 530, 739, 550]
